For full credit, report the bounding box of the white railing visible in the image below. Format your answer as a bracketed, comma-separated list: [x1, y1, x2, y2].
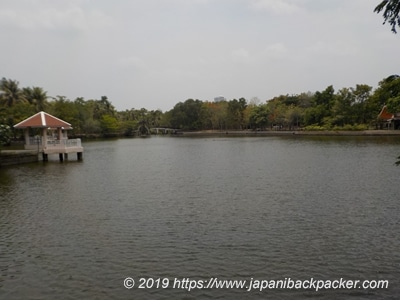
[24, 137, 82, 152]
[46, 138, 82, 150]
[28, 136, 42, 146]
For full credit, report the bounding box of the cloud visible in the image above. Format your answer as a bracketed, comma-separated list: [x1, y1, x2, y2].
[0, 4, 113, 33]
[263, 43, 289, 58]
[305, 41, 358, 57]
[1, 0, 399, 112]
[230, 48, 251, 63]
[117, 56, 147, 70]
[250, 0, 303, 14]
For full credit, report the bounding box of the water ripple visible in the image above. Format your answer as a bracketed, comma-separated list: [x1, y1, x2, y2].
[1, 137, 400, 299]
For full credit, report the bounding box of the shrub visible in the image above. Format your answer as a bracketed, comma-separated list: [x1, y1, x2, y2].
[0, 124, 12, 146]
[332, 124, 369, 131]
[304, 124, 329, 131]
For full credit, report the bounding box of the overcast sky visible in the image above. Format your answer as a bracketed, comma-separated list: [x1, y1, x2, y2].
[1, 0, 399, 111]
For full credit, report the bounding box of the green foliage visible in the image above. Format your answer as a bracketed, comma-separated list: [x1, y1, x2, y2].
[375, 0, 400, 33]
[0, 124, 11, 146]
[169, 99, 207, 130]
[0, 74, 399, 137]
[249, 104, 269, 130]
[0, 78, 25, 107]
[100, 115, 120, 135]
[205, 101, 228, 130]
[368, 75, 400, 120]
[22, 86, 48, 112]
[332, 124, 369, 131]
[227, 98, 247, 129]
[303, 124, 330, 131]
[120, 120, 137, 136]
[352, 84, 372, 124]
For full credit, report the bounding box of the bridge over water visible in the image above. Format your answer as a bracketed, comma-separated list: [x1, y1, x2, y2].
[150, 128, 181, 135]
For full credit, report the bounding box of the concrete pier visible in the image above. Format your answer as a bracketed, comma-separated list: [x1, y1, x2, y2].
[0, 150, 39, 167]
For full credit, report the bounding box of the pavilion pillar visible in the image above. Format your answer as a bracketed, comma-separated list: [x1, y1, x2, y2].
[42, 128, 48, 150]
[41, 127, 48, 161]
[24, 129, 30, 149]
[57, 128, 62, 140]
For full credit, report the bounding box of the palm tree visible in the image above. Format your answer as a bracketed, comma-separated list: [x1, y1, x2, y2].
[149, 109, 162, 127]
[137, 108, 150, 135]
[93, 96, 116, 119]
[0, 78, 25, 107]
[23, 86, 48, 112]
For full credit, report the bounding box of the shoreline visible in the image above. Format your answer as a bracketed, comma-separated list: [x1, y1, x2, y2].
[0, 150, 39, 167]
[177, 130, 400, 137]
[2, 130, 399, 167]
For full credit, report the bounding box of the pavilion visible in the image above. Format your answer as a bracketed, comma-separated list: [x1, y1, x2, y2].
[377, 106, 400, 130]
[13, 111, 83, 161]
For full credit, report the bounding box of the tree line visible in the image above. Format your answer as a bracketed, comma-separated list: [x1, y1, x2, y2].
[1, 75, 400, 139]
[164, 75, 400, 131]
[0, 77, 164, 138]
[1, 1, 399, 139]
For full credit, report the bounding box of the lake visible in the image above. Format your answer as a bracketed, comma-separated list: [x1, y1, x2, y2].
[1, 136, 400, 299]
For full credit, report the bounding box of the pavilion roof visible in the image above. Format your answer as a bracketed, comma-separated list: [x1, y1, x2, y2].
[13, 111, 73, 130]
[377, 106, 394, 121]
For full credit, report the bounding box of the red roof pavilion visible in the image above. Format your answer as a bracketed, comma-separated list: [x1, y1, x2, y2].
[14, 111, 73, 130]
[13, 111, 83, 161]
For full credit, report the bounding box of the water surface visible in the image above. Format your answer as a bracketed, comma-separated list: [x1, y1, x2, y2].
[1, 136, 400, 299]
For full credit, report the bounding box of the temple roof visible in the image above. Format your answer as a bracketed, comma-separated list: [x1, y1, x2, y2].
[377, 106, 394, 121]
[14, 111, 73, 129]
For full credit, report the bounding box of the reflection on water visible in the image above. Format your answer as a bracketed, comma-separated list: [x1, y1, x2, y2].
[1, 136, 400, 299]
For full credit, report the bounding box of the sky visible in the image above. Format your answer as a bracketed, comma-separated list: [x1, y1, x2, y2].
[1, 0, 399, 112]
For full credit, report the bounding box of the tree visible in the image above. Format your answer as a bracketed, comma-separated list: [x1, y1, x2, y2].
[375, 0, 400, 33]
[249, 103, 269, 130]
[148, 110, 163, 128]
[93, 96, 116, 119]
[136, 108, 150, 135]
[314, 85, 335, 111]
[368, 75, 400, 117]
[286, 105, 302, 129]
[227, 98, 247, 129]
[169, 99, 205, 130]
[204, 101, 228, 130]
[23, 86, 48, 112]
[47, 95, 83, 135]
[332, 88, 354, 126]
[352, 84, 372, 124]
[100, 114, 120, 136]
[372, 3, 400, 162]
[266, 99, 287, 129]
[0, 78, 25, 107]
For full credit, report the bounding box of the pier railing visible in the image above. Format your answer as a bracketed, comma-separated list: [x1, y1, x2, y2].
[45, 138, 82, 150]
[25, 137, 82, 152]
[27, 136, 42, 147]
